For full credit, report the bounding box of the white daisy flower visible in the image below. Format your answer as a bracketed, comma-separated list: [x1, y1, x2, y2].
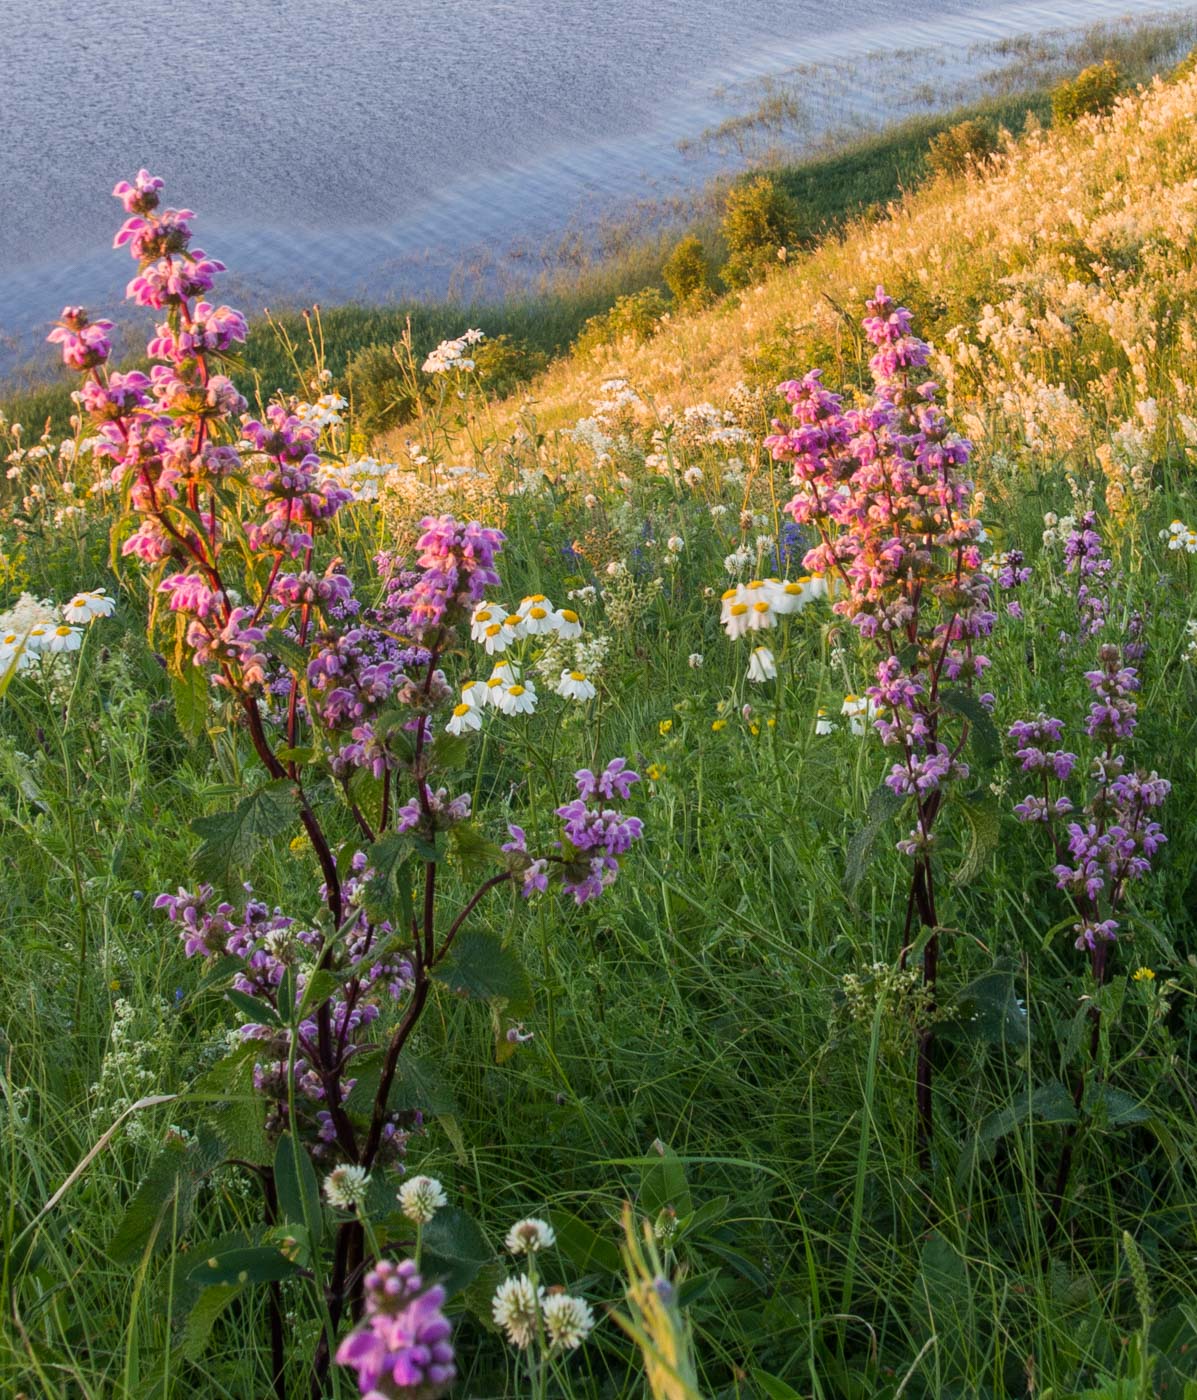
[553, 608, 583, 639]
[746, 647, 777, 683]
[498, 683, 537, 716]
[446, 702, 482, 735]
[62, 588, 115, 623]
[556, 670, 596, 702]
[470, 603, 507, 642]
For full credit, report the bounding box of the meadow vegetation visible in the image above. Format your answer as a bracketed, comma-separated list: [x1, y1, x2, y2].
[2, 44, 1197, 1400]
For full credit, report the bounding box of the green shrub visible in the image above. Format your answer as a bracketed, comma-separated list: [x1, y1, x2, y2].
[1051, 60, 1122, 125]
[573, 287, 670, 356]
[926, 119, 999, 177]
[663, 234, 713, 308]
[345, 342, 414, 436]
[471, 334, 548, 398]
[719, 174, 801, 289]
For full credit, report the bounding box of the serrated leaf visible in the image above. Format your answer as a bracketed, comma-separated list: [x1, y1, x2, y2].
[1087, 1084, 1151, 1128]
[345, 1051, 459, 1117]
[185, 1243, 300, 1287]
[434, 930, 532, 1014]
[225, 988, 280, 1027]
[952, 792, 1001, 885]
[447, 820, 503, 873]
[363, 833, 416, 929]
[171, 664, 210, 743]
[191, 780, 299, 886]
[274, 1134, 324, 1245]
[941, 687, 1001, 767]
[190, 1043, 270, 1166]
[845, 781, 906, 894]
[420, 1207, 494, 1297]
[109, 1131, 226, 1265]
[263, 627, 310, 674]
[179, 1282, 243, 1360]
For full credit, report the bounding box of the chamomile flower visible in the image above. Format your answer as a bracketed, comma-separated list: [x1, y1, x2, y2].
[746, 646, 777, 683]
[747, 597, 775, 632]
[397, 1174, 448, 1224]
[470, 602, 507, 642]
[815, 708, 836, 735]
[461, 678, 488, 708]
[768, 577, 812, 614]
[498, 682, 537, 716]
[520, 603, 555, 636]
[723, 600, 751, 639]
[481, 620, 512, 654]
[556, 670, 596, 701]
[44, 624, 83, 653]
[323, 1164, 370, 1209]
[553, 607, 583, 639]
[446, 702, 482, 735]
[62, 588, 115, 623]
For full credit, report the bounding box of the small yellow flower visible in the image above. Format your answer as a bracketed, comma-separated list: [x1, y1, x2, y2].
[711, 719, 727, 732]
[767, 716, 776, 728]
[749, 723, 760, 736]
[646, 763, 665, 781]
[658, 719, 673, 736]
[1132, 966, 1156, 983]
[109, 978, 120, 992]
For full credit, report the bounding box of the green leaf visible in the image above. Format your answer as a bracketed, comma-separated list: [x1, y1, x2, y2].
[753, 1370, 806, 1400]
[263, 627, 310, 674]
[434, 930, 532, 1015]
[549, 1209, 623, 1276]
[639, 1140, 693, 1218]
[184, 1243, 301, 1287]
[845, 781, 905, 894]
[179, 1282, 243, 1361]
[952, 792, 1001, 886]
[171, 665, 210, 743]
[447, 820, 503, 873]
[190, 1043, 270, 1167]
[225, 988, 280, 1027]
[947, 959, 1028, 1049]
[345, 1051, 459, 1117]
[191, 780, 300, 886]
[274, 1134, 324, 1245]
[941, 688, 1001, 767]
[420, 1207, 494, 1297]
[1086, 1084, 1151, 1128]
[363, 833, 416, 930]
[109, 1131, 226, 1265]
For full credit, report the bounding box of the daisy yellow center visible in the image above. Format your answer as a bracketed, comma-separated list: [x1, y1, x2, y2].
[452, 703, 471, 717]
[55, 626, 73, 637]
[559, 609, 579, 623]
[504, 615, 522, 627]
[529, 607, 548, 620]
[729, 603, 748, 617]
[569, 671, 586, 682]
[752, 601, 770, 613]
[485, 623, 502, 638]
[508, 685, 526, 697]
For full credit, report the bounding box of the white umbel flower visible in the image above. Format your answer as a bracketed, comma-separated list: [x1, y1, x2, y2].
[323, 1164, 370, 1209]
[555, 670, 596, 702]
[505, 1217, 556, 1254]
[446, 702, 482, 735]
[492, 1275, 543, 1348]
[746, 647, 777, 683]
[397, 1174, 447, 1224]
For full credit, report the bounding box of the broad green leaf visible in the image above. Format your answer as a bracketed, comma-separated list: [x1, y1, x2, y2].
[941, 687, 1001, 766]
[434, 930, 532, 1014]
[274, 1134, 324, 1245]
[420, 1207, 494, 1297]
[179, 1282, 243, 1360]
[639, 1140, 693, 1218]
[109, 1131, 226, 1264]
[171, 664, 210, 743]
[191, 780, 299, 886]
[753, 1370, 805, 1400]
[952, 792, 1001, 885]
[363, 833, 416, 930]
[225, 988, 280, 1027]
[263, 627, 310, 674]
[1086, 1084, 1151, 1128]
[345, 1050, 460, 1118]
[185, 1243, 301, 1287]
[447, 820, 503, 873]
[549, 1209, 623, 1276]
[845, 781, 905, 894]
[190, 1042, 270, 1167]
[947, 960, 1028, 1049]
